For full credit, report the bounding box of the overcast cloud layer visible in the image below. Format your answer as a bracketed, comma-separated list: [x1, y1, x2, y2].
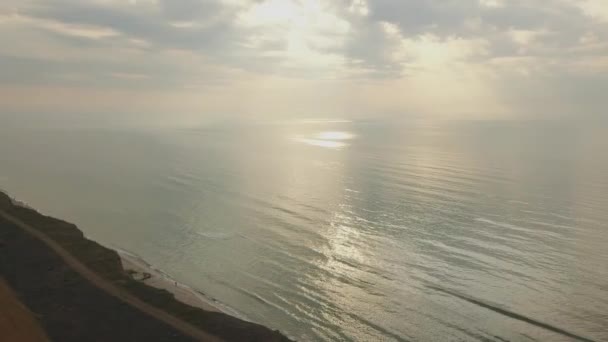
[1, 0, 607, 122]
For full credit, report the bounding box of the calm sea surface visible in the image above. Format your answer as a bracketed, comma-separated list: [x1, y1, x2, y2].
[1, 117, 607, 341]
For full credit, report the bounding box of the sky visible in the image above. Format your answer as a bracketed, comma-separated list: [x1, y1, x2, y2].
[0, 0, 607, 123]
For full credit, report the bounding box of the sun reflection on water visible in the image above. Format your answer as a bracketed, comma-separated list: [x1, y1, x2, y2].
[295, 131, 355, 149]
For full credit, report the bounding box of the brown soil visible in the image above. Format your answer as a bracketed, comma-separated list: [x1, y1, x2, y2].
[0, 278, 50, 342]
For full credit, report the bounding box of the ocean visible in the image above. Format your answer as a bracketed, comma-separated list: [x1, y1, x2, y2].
[1, 117, 607, 341]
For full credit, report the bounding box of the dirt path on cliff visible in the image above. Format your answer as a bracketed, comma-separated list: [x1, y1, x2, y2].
[0, 209, 221, 342]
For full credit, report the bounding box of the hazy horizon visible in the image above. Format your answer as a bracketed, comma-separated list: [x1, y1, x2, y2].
[1, 0, 607, 124]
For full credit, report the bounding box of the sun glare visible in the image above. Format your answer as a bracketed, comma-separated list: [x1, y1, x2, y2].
[317, 131, 355, 140]
[238, 0, 350, 68]
[295, 131, 355, 149]
[247, 0, 300, 25]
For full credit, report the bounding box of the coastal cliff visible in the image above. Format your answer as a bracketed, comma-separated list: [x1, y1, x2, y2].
[0, 191, 292, 341]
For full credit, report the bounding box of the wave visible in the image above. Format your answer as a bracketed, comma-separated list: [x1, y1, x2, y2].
[195, 231, 237, 240]
[428, 286, 596, 342]
[474, 218, 540, 235]
[113, 247, 246, 320]
[0, 188, 34, 210]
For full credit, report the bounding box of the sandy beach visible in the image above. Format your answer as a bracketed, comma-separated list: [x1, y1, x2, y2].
[118, 251, 222, 314]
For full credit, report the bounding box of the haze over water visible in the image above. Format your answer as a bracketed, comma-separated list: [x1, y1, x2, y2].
[1, 118, 607, 341]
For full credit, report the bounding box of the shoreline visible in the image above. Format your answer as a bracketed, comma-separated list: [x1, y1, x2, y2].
[5, 188, 238, 318]
[0, 190, 291, 341]
[118, 250, 222, 314]
[116, 248, 244, 318]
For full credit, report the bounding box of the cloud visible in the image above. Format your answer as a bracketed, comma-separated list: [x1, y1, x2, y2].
[22, 1, 238, 52]
[576, 0, 608, 22]
[0, 0, 606, 120]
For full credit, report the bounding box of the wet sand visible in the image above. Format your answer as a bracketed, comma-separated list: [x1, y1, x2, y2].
[119, 253, 222, 314]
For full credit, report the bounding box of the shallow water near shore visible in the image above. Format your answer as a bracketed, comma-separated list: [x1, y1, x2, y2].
[1, 117, 607, 341]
